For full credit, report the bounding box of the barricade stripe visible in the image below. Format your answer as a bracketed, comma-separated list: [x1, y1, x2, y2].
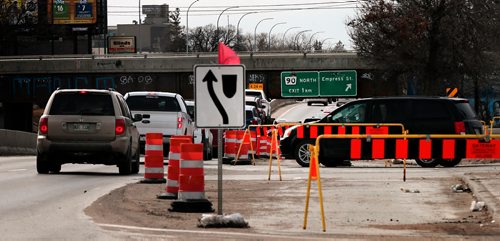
[145, 144, 163, 151]
[395, 139, 408, 159]
[419, 139, 432, 159]
[178, 192, 206, 200]
[442, 139, 455, 159]
[310, 126, 318, 138]
[166, 180, 179, 187]
[145, 167, 164, 174]
[324, 126, 332, 135]
[338, 126, 346, 135]
[180, 160, 204, 168]
[372, 139, 385, 159]
[351, 139, 362, 159]
[168, 152, 180, 160]
[298, 126, 304, 139]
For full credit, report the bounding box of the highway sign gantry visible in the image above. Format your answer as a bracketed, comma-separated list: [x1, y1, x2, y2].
[195, 65, 245, 128]
[281, 70, 357, 97]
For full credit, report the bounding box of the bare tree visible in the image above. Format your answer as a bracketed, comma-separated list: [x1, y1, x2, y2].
[348, 0, 500, 95]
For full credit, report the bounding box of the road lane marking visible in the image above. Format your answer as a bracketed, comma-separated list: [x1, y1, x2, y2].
[7, 169, 28, 172]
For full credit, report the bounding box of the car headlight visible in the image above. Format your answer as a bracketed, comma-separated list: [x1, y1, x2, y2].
[281, 125, 297, 141]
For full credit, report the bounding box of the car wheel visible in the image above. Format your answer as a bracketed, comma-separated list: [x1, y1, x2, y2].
[49, 162, 61, 174]
[439, 158, 462, 167]
[36, 153, 50, 174]
[131, 143, 140, 174]
[294, 140, 315, 167]
[415, 159, 440, 168]
[118, 146, 133, 175]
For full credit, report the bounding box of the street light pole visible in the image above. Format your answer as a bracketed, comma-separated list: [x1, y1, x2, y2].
[282, 26, 300, 49]
[253, 17, 273, 52]
[236, 12, 257, 47]
[138, 0, 141, 53]
[186, 0, 199, 54]
[216, 6, 238, 43]
[294, 29, 311, 51]
[307, 31, 324, 50]
[268, 22, 286, 51]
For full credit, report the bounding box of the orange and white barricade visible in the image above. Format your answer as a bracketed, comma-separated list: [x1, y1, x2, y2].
[169, 143, 214, 212]
[223, 130, 238, 161]
[157, 136, 192, 199]
[141, 133, 166, 183]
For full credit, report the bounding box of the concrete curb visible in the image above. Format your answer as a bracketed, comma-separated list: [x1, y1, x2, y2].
[462, 174, 500, 223]
[0, 129, 37, 156]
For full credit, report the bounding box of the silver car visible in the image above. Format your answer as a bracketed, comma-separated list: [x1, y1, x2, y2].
[36, 89, 142, 175]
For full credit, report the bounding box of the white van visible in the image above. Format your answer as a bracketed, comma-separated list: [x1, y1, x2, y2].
[124, 91, 194, 153]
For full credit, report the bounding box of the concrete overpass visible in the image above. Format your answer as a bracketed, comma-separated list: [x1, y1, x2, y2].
[0, 52, 386, 132]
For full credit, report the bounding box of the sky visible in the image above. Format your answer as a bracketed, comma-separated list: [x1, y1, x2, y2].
[107, 0, 359, 50]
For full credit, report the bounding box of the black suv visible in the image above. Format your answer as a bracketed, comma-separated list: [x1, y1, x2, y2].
[280, 97, 483, 167]
[36, 89, 143, 174]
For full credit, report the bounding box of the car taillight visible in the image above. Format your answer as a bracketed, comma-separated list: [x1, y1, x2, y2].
[454, 121, 466, 134]
[177, 114, 183, 129]
[115, 119, 125, 135]
[39, 117, 48, 135]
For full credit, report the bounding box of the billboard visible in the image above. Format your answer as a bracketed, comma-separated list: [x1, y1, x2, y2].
[47, 0, 96, 24]
[1, 0, 38, 25]
[107, 36, 136, 54]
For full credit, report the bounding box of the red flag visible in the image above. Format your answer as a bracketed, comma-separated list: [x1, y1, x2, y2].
[218, 42, 240, 64]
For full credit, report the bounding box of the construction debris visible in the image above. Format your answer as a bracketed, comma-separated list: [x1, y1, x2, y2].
[197, 213, 249, 228]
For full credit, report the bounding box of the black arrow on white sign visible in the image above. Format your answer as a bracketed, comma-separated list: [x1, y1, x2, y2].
[203, 70, 228, 124]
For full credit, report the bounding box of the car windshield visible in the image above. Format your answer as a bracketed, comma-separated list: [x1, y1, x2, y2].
[126, 96, 181, 111]
[246, 92, 262, 98]
[49, 92, 114, 116]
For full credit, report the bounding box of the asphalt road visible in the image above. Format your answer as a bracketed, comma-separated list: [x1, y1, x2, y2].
[1, 155, 499, 240]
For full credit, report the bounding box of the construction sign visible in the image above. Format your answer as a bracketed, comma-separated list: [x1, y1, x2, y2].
[446, 88, 459, 97]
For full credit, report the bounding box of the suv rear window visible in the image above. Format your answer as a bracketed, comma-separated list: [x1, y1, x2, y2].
[126, 96, 181, 112]
[49, 92, 114, 116]
[412, 100, 450, 120]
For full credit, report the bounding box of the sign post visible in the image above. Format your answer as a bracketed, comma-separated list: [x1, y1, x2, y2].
[195, 64, 245, 215]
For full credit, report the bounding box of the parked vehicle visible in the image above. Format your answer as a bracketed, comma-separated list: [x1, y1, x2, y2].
[281, 97, 483, 168]
[185, 100, 214, 160]
[36, 89, 143, 175]
[245, 105, 262, 128]
[245, 96, 267, 123]
[124, 91, 194, 154]
[246, 89, 271, 122]
[306, 98, 329, 106]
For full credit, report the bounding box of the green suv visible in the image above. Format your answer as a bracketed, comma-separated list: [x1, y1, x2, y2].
[36, 89, 142, 174]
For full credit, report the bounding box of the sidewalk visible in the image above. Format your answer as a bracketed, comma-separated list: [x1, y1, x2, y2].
[462, 171, 500, 223]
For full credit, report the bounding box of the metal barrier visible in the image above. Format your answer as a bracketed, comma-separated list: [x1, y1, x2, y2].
[303, 131, 500, 232]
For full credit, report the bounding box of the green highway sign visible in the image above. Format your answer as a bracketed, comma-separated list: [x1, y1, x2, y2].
[281, 71, 319, 97]
[281, 70, 357, 97]
[319, 70, 357, 96]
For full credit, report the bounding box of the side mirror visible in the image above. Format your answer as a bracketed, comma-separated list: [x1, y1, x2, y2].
[132, 114, 143, 122]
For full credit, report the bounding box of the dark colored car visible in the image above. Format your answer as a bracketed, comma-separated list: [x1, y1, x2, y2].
[280, 97, 483, 168]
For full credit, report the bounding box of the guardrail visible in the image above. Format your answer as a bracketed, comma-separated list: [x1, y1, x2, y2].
[0, 129, 36, 155]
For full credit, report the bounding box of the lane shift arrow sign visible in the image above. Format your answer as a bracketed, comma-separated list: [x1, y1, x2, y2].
[203, 70, 228, 124]
[345, 83, 352, 92]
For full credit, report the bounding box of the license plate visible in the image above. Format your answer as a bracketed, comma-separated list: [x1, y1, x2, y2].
[72, 123, 91, 131]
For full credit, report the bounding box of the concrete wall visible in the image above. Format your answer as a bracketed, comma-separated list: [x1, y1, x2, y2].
[0, 129, 36, 155]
